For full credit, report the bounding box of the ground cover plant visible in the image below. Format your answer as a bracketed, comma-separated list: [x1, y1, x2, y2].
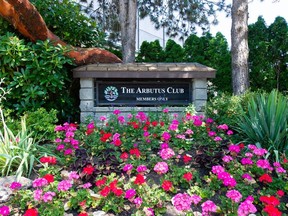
[0, 108, 288, 216]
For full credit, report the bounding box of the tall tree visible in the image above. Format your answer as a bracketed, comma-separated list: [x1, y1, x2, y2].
[231, 0, 249, 95]
[0, 0, 121, 65]
[119, 0, 137, 63]
[267, 16, 288, 91]
[78, 0, 230, 63]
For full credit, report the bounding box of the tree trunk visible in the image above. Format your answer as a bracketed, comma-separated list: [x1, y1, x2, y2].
[119, 0, 137, 63]
[0, 0, 122, 65]
[231, 0, 249, 95]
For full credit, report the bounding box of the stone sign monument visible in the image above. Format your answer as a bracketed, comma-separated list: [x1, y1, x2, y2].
[72, 63, 216, 121]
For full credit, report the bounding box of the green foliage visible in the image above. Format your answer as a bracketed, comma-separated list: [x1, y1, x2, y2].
[136, 40, 164, 62]
[1, 108, 58, 142]
[249, 16, 288, 92]
[163, 39, 184, 62]
[235, 90, 288, 157]
[205, 92, 242, 126]
[184, 32, 232, 93]
[0, 108, 53, 179]
[0, 33, 77, 120]
[30, 0, 105, 48]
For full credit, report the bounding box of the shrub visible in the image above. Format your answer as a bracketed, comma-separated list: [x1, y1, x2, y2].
[0, 109, 53, 179]
[235, 90, 288, 159]
[0, 33, 77, 121]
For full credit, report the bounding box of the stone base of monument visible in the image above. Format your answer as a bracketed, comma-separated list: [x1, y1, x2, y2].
[72, 63, 216, 122]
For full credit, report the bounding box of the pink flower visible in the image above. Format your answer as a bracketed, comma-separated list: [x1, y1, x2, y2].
[227, 130, 234, 135]
[42, 191, 56, 203]
[160, 143, 169, 149]
[248, 144, 257, 150]
[214, 136, 222, 141]
[185, 129, 194, 135]
[32, 178, 48, 188]
[211, 165, 225, 175]
[143, 131, 150, 137]
[10, 181, 22, 190]
[242, 173, 253, 180]
[223, 176, 237, 188]
[191, 194, 202, 205]
[64, 148, 73, 155]
[57, 180, 72, 191]
[208, 131, 216, 137]
[206, 118, 214, 124]
[237, 196, 257, 216]
[123, 164, 133, 172]
[136, 165, 147, 173]
[133, 197, 143, 208]
[56, 144, 65, 151]
[228, 144, 241, 154]
[256, 159, 272, 170]
[163, 108, 169, 113]
[81, 182, 92, 189]
[276, 167, 286, 173]
[218, 124, 229, 130]
[0, 206, 10, 216]
[33, 189, 43, 201]
[168, 123, 178, 131]
[193, 118, 202, 127]
[241, 158, 254, 165]
[172, 193, 193, 211]
[113, 109, 121, 115]
[159, 148, 175, 160]
[201, 200, 217, 215]
[54, 138, 62, 143]
[153, 162, 169, 174]
[99, 116, 107, 121]
[125, 189, 136, 199]
[222, 155, 233, 163]
[226, 189, 242, 203]
[162, 132, 171, 141]
[69, 171, 80, 180]
[245, 152, 253, 158]
[117, 116, 125, 124]
[253, 148, 268, 156]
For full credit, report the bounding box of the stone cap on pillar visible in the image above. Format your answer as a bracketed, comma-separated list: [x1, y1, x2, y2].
[72, 63, 216, 79]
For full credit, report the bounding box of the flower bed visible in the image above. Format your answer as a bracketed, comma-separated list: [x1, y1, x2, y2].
[1, 109, 288, 216]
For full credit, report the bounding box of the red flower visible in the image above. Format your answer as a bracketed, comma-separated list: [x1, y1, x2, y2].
[23, 208, 38, 216]
[100, 133, 112, 142]
[83, 164, 94, 175]
[276, 190, 284, 197]
[78, 212, 89, 216]
[120, 152, 129, 161]
[40, 156, 57, 165]
[86, 128, 94, 135]
[238, 143, 245, 149]
[134, 174, 145, 185]
[162, 180, 173, 191]
[160, 121, 165, 127]
[263, 205, 282, 216]
[259, 195, 280, 206]
[99, 186, 110, 197]
[113, 139, 122, 146]
[183, 154, 192, 164]
[183, 172, 193, 182]
[283, 158, 288, 163]
[259, 173, 273, 183]
[109, 180, 118, 192]
[143, 126, 148, 131]
[113, 188, 123, 197]
[130, 148, 141, 158]
[43, 174, 54, 183]
[132, 122, 139, 129]
[79, 200, 86, 207]
[95, 177, 107, 188]
[151, 121, 158, 127]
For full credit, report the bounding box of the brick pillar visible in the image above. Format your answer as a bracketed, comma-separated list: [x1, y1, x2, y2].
[79, 78, 94, 122]
[192, 79, 207, 112]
